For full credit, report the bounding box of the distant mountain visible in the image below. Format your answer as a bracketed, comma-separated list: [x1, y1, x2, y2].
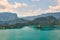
[23, 16, 37, 20]
[4, 18, 29, 24]
[23, 12, 60, 20]
[0, 12, 60, 29]
[0, 12, 28, 24]
[38, 12, 60, 19]
[22, 15, 57, 26]
[28, 16, 57, 26]
[0, 12, 60, 25]
[0, 12, 17, 21]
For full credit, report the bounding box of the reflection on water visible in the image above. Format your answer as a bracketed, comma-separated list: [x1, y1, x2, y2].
[0, 26, 60, 40]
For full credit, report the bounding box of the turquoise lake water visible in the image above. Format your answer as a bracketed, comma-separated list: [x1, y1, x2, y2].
[0, 26, 60, 40]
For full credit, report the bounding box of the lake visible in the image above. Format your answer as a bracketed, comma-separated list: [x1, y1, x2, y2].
[0, 26, 60, 40]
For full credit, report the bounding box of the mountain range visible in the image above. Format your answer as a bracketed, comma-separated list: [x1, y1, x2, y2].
[23, 12, 60, 20]
[0, 12, 28, 24]
[0, 12, 60, 29]
[0, 12, 60, 25]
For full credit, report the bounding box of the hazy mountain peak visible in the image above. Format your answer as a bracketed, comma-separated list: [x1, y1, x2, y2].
[0, 12, 17, 21]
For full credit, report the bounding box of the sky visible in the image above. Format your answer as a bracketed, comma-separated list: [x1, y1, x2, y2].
[0, 0, 60, 17]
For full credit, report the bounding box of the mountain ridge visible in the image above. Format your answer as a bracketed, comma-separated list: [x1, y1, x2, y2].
[23, 12, 60, 20]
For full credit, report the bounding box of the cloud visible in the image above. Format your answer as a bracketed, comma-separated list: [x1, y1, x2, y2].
[45, 0, 60, 13]
[0, 0, 28, 12]
[21, 0, 60, 17]
[57, 0, 60, 5]
[20, 0, 60, 17]
[32, 0, 40, 2]
[49, 5, 60, 11]
[18, 9, 42, 17]
[14, 0, 60, 17]
[22, 3, 28, 7]
[0, 0, 60, 17]
[0, 0, 29, 17]
[0, 0, 13, 12]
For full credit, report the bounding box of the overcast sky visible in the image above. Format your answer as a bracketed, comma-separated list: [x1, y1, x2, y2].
[0, 0, 60, 17]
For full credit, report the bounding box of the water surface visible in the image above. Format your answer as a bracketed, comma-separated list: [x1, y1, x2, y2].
[0, 26, 60, 40]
